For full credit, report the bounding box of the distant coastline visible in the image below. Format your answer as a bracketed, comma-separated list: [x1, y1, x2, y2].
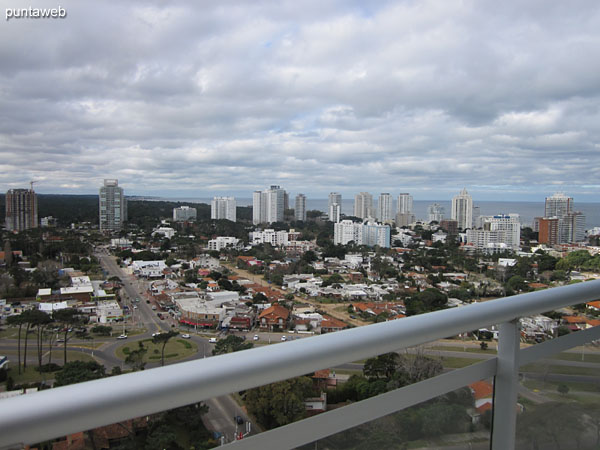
[160, 197, 600, 229]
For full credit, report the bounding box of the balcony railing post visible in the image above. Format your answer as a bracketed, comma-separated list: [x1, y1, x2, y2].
[491, 319, 520, 449]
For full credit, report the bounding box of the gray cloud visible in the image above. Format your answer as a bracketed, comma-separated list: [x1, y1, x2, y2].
[1, 0, 600, 201]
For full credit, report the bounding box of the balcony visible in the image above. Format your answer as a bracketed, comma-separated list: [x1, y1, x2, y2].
[1, 279, 600, 449]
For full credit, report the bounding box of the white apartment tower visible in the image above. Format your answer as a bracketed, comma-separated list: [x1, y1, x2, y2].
[253, 186, 285, 225]
[544, 193, 586, 243]
[295, 194, 307, 221]
[99, 179, 127, 232]
[328, 192, 342, 222]
[377, 193, 393, 223]
[211, 197, 236, 222]
[428, 203, 444, 223]
[545, 193, 572, 218]
[354, 192, 373, 219]
[329, 203, 341, 223]
[397, 193, 413, 214]
[173, 206, 197, 222]
[451, 188, 473, 230]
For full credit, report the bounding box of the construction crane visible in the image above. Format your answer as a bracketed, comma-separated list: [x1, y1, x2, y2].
[30, 180, 37, 191]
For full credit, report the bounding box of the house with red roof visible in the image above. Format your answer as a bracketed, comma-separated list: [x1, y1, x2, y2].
[258, 304, 290, 331]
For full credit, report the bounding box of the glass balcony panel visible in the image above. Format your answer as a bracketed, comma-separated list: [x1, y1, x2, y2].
[516, 345, 600, 450]
[298, 382, 493, 450]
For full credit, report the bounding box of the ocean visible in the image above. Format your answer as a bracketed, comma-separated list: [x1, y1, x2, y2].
[167, 197, 600, 229]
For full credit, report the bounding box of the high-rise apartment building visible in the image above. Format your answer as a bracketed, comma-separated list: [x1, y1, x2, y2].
[173, 206, 197, 222]
[537, 217, 559, 245]
[295, 194, 307, 221]
[545, 193, 572, 218]
[5, 188, 38, 232]
[377, 193, 393, 223]
[354, 192, 373, 219]
[467, 214, 521, 252]
[543, 193, 585, 243]
[451, 188, 473, 230]
[328, 192, 342, 222]
[99, 179, 127, 232]
[253, 185, 285, 225]
[428, 203, 444, 223]
[397, 193, 413, 215]
[211, 197, 236, 222]
[333, 219, 390, 248]
[329, 203, 341, 223]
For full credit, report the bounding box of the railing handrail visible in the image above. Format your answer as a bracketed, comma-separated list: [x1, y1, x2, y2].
[1, 279, 599, 448]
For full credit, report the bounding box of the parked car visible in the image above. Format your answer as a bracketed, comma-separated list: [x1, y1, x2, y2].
[208, 337, 217, 343]
[117, 334, 128, 339]
[151, 305, 157, 310]
[234, 415, 244, 425]
[181, 334, 190, 339]
[280, 336, 287, 342]
[253, 335, 259, 341]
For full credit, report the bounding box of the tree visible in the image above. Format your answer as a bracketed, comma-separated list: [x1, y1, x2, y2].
[152, 331, 179, 367]
[363, 353, 400, 381]
[212, 335, 253, 355]
[557, 383, 569, 396]
[125, 341, 148, 372]
[30, 309, 52, 370]
[6, 313, 25, 374]
[92, 325, 113, 336]
[53, 308, 83, 364]
[245, 377, 314, 429]
[54, 361, 106, 387]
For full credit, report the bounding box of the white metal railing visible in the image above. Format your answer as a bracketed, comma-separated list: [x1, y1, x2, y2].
[1, 279, 600, 449]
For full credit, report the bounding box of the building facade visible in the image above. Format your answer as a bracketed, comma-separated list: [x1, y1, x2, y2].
[377, 193, 393, 223]
[334, 220, 390, 248]
[451, 188, 473, 230]
[397, 193, 413, 215]
[99, 179, 127, 232]
[173, 206, 197, 222]
[428, 203, 444, 223]
[354, 192, 373, 219]
[295, 194, 307, 221]
[329, 203, 341, 223]
[328, 192, 342, 222]
[253, 186, 285, 225]
[5, 188, 38, 232]
[211, 197, 236, 222]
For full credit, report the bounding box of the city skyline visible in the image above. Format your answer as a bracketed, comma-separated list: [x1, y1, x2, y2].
[2, 2, 600, 201]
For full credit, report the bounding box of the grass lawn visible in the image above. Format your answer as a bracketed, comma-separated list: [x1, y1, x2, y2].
[6, 351, 97, 384]
[523, 378, 600, 394]
[115, 338, 198, 363]
[520, 362, 600, 377]
[428, 345, 497, 354]
[440, 356, 481, 369]
[550, 351, 600, 364]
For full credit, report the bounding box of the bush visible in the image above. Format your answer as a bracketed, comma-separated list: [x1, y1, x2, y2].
[36, 363, 62, 373]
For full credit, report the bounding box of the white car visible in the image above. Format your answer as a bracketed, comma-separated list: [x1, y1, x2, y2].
[152, 332, 160, 337]
[208, 337, 217, 343]
[253, 335, 259, 341]
[117, 334, 128, 339]
[280, 336, 287, 342]
[181, 334, 191, 339]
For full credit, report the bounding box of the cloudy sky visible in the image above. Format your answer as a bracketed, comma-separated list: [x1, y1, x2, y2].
[1, 0, 600, 202]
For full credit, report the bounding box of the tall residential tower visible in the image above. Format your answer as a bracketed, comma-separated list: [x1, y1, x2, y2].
[211, 197, 236, 222]
[451, 188, 473, 230]
[99, 179, 127, 232]
[5, 188, 38, 232]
